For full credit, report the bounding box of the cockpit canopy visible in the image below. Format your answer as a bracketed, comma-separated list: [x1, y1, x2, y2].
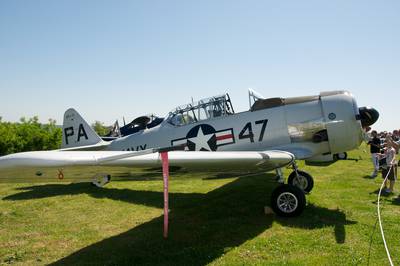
[120, 114, 164, 136]
[166, 94, 235, 126]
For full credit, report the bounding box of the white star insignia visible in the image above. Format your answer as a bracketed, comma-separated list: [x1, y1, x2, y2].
[187, 127, 214, 151]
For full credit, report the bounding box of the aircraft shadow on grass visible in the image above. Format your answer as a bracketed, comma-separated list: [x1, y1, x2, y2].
[3, 175, 356, 266]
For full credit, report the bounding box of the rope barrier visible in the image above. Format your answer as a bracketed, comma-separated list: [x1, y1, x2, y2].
[377, 164, 394, 266]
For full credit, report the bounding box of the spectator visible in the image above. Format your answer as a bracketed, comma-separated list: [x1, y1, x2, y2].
[380, 136, 397, 193]
[368, 130, 381, 178]
[387, 133, 400, 153]
[392, 130, 399, 141]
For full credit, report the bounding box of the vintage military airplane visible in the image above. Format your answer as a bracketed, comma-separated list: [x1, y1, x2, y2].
[0, 90, 378, 217]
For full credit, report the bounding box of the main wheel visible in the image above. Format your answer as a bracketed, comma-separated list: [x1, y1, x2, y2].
[288, 170, 314, 193]
[91, 174, 111, 188]
[270, 184, 306, 217]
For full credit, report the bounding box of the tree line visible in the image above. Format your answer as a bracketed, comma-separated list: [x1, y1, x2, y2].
[0, 117, 109, 156]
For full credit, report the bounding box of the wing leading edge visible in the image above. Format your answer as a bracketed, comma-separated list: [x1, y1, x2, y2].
[0, 150, 294, 182]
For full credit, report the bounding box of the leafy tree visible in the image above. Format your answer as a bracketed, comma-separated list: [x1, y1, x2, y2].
[92, 121, 109, 136]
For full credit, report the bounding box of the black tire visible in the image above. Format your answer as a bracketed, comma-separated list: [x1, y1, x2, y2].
[271, 184, 306, 217]
[288, 170, 314, 193]
[334, 152, 348, 160]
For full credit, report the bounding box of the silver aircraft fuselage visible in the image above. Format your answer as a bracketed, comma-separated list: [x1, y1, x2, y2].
[107, 91, 366, 160]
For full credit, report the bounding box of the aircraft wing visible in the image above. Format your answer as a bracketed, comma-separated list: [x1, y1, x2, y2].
[283, 147, 314, 160]
[0, 150, 294, 183]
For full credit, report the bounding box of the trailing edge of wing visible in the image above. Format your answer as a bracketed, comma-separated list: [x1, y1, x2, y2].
[59, 141, 110, 151]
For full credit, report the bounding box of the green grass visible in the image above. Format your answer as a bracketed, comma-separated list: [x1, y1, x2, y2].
[0, 144, 399, 265]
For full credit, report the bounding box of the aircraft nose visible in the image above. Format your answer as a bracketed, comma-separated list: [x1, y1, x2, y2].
[358, 106, 379, 128]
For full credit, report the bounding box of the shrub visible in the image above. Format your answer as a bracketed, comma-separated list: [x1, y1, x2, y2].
[0, 117, 62, 156]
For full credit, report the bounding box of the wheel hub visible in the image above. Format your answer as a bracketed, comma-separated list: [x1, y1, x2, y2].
[293, 175, 308, 190]
[277, 192, 298, 213]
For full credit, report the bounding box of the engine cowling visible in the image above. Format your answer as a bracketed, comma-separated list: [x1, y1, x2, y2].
[320, 91, 379, 154]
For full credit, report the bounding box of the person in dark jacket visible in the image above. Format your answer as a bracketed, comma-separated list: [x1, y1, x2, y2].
[368, 130, 381, 178]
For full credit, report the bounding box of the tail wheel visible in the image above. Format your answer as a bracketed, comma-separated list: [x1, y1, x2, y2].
[288, 170, 314, 193]
[271, 184, 306, 217]
[91, 174, 111, 188]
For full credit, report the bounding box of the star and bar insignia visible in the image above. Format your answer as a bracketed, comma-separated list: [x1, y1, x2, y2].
[171, 124, 235, 151]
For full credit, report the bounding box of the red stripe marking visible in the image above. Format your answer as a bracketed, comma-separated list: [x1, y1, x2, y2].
[216, 134, 233, 141]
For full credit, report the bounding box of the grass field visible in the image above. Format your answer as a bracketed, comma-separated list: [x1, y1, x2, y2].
[0, 144, 399, 265]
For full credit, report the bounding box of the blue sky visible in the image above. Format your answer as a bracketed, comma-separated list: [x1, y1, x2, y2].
[0, 0, 399, 131]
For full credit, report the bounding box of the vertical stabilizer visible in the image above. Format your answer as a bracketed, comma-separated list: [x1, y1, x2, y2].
[62, 108, 103, 149]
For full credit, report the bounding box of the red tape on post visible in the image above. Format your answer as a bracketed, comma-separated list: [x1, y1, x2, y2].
[160, 152, 169, 238]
